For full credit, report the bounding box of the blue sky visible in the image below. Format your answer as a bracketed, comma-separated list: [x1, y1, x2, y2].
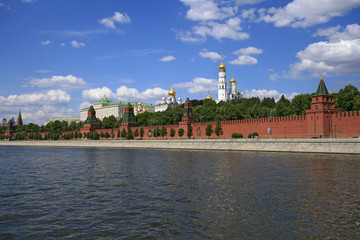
[1, 0, 359, 124]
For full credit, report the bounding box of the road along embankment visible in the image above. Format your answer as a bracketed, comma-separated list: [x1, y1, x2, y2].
[1, 139, 360, 154]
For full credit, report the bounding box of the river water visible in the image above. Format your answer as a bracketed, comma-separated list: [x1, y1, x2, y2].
[0, 146, 359, 239]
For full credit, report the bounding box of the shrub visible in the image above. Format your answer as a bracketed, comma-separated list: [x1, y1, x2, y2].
[232, 133, 243, 138]
[105, 132, 110, 138]
[248, 132, 259, 138]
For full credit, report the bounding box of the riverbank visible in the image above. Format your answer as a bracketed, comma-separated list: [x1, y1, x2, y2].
[1, 139, 360, 154]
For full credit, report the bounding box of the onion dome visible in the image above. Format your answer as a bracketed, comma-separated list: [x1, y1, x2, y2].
[168, 85, 176, 96]
[98, 94, 110, 103]
[219, 59, 226, 72]
[138, 101, 142, 106]
[205, 92, 212, 100]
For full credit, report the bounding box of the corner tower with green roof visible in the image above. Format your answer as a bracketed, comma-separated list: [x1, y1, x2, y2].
[306, 75, 340, 138]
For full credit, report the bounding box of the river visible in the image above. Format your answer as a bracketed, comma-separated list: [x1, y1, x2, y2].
[0, 146, 359, 239]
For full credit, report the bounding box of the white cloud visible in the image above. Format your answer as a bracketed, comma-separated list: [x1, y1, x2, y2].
[199, 49, 222, 61]
[291, 39, 360, 77]
[258, 0, 360, 28]
[192, 17, 249, 41]
[41, 40, 51, 45]
[23, 0, 37, 3]
[230, 55, 258, 65]
[36, 70, 51, 73]
[0, 90, 71, 107]
[82, 87, 116, 102]
[174, 77, 218, 93]
[235, 0, 264, 5]
[233, 47, 263, 55]
[60, 43, 66, 47]
[180, 0, 236, 21]
[82, 86, 168, 102]
[79, 102, 91, 110]
[313, 23, 360, 41]
[70, 40, 85, 48]
[99, 11, 131, 29]
[243, 89, 299, 101]
[178, 1, 249, 42]
[176, 30, 206, 43]
[159, 55, 176, 62]
[29, 75, 86, 89]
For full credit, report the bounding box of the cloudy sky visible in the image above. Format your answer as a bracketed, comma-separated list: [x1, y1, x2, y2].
[1, 0, 359, 124]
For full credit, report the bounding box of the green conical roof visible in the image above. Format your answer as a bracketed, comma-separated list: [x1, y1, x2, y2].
[126, 102, 133, 108]
[316, 75, 329, 96]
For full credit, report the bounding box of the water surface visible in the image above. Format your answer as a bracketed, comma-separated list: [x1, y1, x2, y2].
[0, 146, 359, 239]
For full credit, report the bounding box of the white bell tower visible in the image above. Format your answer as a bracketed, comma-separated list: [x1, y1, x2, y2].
[218, 58, 227, 102]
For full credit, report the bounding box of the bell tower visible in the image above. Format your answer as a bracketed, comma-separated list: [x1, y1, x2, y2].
[217, 58, 227, 102]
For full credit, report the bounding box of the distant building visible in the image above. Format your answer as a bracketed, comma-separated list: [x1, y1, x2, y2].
[217, 59, 242, 102]
[155, 86, 182, 112]
[80, 95, 155, 122]
[44, 117, 81, 126]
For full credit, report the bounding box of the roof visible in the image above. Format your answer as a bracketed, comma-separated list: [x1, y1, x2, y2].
[81, 101, 154, 110]
[316, 76, 329, 96]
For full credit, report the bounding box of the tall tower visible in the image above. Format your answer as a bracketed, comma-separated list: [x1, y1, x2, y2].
[228, 73, 237, 100]
[17, 109, 23, 126]
[306, 75, 340, 138]
[218, 59, 227, 102]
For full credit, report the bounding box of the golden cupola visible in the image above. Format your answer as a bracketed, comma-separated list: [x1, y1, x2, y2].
[229, 73, 236, 83]
[205, 92, 213, 100]
[219, 59, 226, 72]
[138, 101, 142, 106]
[168, 85, 176, 96]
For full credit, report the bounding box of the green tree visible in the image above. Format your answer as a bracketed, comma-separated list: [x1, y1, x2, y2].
[127, 129, 134, 140]
[134, 129, 139, 138]
[187, 125, 193, 139]
[105, 132, 110, 139]
[291, 94, 311, 115]
[160, 127, 167, 138]
[117, 129, 120, 138]
[121, 128, 127, 139]
[178, 128, 184, 138]
[170, 128, 175, 138]
[100, 132, 104, 138]
[206, 124, 213, 137]
[214, 122, 223, 138]
[74, 131, 78, 139]
[102, 116, 118, 129]
[140, 128, 144, 138]
[154, 128, 160, 138]
[334, 84, 360, 111]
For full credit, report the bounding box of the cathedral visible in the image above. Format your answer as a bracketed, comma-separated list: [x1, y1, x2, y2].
[155, 85, 182, 112]
[217, 59, 242, 103]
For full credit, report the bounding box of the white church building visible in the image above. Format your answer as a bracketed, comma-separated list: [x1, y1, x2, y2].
[217, 59, 242, 102]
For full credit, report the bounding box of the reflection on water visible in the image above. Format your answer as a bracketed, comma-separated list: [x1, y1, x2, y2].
[0, 146, 359, 239]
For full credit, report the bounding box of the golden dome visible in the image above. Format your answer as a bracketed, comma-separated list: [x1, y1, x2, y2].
[230, 77, 236, 83]
[138, 101, 142, 106]
[205, 92, 212, 100]
[168, 85, 176, 96]
[219, 59, 226, 72]
[98, 94, 110, 103]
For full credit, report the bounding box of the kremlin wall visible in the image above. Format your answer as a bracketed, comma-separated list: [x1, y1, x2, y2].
[62, 76, 359, 140]
[2, 63, 360, 140]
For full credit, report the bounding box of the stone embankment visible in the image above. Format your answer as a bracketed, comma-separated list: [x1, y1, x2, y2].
[1, 139, 360, 154]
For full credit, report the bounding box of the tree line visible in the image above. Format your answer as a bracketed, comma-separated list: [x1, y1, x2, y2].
[1, 84, 359, 134]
